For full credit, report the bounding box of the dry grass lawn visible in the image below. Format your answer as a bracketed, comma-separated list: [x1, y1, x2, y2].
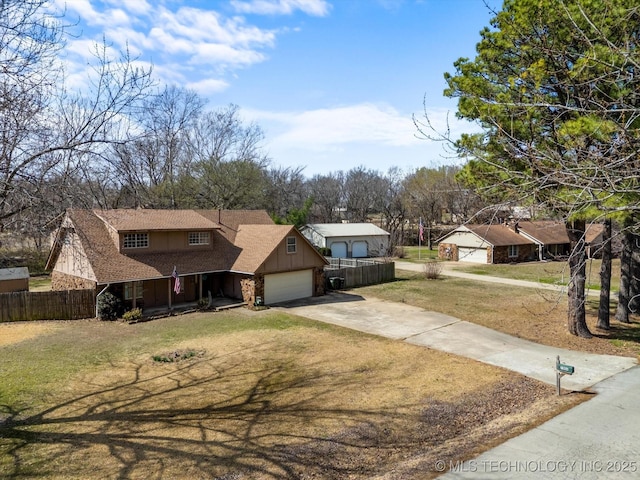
[0, 311, 584, 479]
[360, 270, 640, 359]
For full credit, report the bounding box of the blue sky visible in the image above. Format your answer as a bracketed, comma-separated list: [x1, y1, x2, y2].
[55, 0, 497, 177]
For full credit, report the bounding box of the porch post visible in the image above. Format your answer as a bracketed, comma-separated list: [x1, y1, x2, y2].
[168, 278, 172, 308]
[132, 282, 137, 309]
[198, 274, 203, 301]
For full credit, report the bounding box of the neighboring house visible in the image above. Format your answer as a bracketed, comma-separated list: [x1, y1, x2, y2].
[437, 224, 536, 264]
[300, 223, 390, 258]
[514, 221, 571, 261]
[439, 221, 607, 264]
[0, 267, 29, 293]
[46, 209, 329, 309]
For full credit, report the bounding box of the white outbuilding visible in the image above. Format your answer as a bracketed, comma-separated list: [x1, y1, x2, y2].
[300, 223, 390, 258]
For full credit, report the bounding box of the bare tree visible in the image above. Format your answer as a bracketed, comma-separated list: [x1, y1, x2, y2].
[307, 172, 344, 223]
[0, 0, 152, 234]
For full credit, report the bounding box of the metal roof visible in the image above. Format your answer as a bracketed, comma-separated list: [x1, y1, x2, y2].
[0, 267, 29, 281]
[304, 223, 390, 237]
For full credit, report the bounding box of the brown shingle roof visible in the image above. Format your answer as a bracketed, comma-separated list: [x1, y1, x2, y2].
[516, 221, 569, 245]
[56, 209, 319, 284]
[465, 224, 534, 246]
[94, 209, 220, 232]
[231, 224, 296, 273]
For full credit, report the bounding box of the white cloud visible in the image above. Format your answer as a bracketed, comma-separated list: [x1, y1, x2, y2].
[248, 103, 424, 151]
[231, 0, 331, 16]
[186, 78, 231, 95]
[242, 104, 480, 175]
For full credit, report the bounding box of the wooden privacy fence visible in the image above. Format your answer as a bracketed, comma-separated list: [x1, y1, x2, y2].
[325, 258, 395, 289]
[0, 289, 96, 322]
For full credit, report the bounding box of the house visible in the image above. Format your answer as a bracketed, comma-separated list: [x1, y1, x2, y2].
[438, 221, 608, 264]
[0, 267, 29, 293]
[300, 223, 390, 258]
[514, 221, 571, 260]
[45, 209, 329, 310]
[437, 224, 536, 264]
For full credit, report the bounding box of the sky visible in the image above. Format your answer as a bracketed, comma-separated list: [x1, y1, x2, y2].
[54, 0, 499, 178]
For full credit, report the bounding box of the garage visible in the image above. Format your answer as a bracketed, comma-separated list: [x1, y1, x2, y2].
[329, 241, 347, 258]
[352, 241, 368, 258]
[458, 247, 488, 263]
[264, 269, 313, 305]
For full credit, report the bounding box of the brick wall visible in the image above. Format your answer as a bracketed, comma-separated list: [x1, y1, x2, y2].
[438, 243, 458, 261]
[51, 271, 97, 291]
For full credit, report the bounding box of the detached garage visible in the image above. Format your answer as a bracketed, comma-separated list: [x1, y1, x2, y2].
[300, 223, 390, 258]
[264, 269, 313, 304]
[438, 224, 535, 264]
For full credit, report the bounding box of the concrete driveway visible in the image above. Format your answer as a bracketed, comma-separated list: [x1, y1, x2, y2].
[277, 292, 636, 391]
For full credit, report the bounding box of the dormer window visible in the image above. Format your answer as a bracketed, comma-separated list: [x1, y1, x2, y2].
[189, 231, 210, 245]
[123, 233, 149, 249]
[286, 236, 297, 254]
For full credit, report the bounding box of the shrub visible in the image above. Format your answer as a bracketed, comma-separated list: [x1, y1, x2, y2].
[197, 298, 210, 310]
[97, 291, 123, 320]
[394, 246, 406, 258]
[317, 247, 332, 256]
[423, 261, 443, 280]
[122, 307, 143, 321]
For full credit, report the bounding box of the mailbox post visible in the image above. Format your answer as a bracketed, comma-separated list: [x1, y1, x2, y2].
[555, 355, 575, 395]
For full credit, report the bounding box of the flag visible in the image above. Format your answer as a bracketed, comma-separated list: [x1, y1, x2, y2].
[172, 266, 181, 294]
[419, 218, 424, 243]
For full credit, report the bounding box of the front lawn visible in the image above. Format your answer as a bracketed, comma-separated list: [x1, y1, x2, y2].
[0, 310, 582, 479]
[450, 258, 621, 291]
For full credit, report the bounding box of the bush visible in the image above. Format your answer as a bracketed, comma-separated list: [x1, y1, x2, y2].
[197, 298, 209, 310]
[97, 291, 124, 320]
[423, 261, 443, 280]
[317, 247, 332, 256]
[394, 246, 406, 258]
[122, 307, 143, 321]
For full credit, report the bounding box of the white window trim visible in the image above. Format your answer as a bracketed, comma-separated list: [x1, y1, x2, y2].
[189, 231, 210, 246]
[286, 236, 297, 254]
[123, 233, 149, 249]
[508, 245, 519, 258]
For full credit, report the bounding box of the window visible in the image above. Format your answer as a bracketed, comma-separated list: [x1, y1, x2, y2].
[286, 236, 297, 254]
[508, 245, 519, 258]
[124, 281, 143, 300]
[123, 233, 149, 249]
[189, 231, 210, 245]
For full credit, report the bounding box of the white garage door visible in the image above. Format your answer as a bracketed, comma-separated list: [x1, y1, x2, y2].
[264, 269, 313, 305]
[458, 247, 488, 263]
[330, 242, 347, 258]
[352, 241, 368, 258]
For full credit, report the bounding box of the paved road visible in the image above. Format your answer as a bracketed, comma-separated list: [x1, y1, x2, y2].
[438, 365, 640, 479]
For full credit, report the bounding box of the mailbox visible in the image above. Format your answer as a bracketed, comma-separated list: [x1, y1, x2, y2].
[557, 362, 574, 375]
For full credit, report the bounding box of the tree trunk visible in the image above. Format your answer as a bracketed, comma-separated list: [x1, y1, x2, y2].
[629, 233, 640, 316]
[596, 219, 612, 330]
[615, 223, 632, 323]
[566, 220, 592, 338]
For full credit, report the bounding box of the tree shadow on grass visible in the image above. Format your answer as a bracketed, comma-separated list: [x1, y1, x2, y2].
[0, 343, 423, 479]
